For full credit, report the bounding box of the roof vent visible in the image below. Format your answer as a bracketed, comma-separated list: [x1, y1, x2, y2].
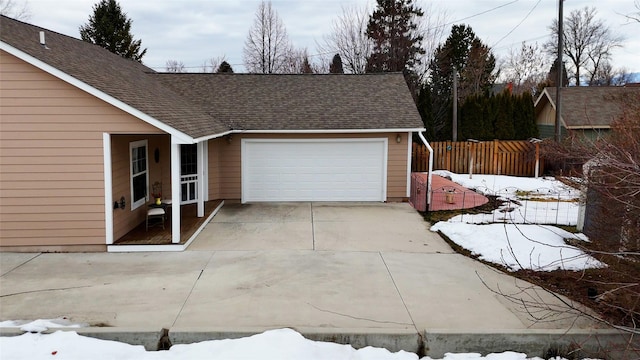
[39, 31, 49, 49]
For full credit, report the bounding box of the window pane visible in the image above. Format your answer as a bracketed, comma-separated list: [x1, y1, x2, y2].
[133, 173, 146, 202]
[181, 144, 197, 175]
[181, 183, 188, 202]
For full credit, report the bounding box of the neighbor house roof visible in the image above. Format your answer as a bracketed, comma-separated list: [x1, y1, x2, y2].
[154, 73, 424, 134]
[1, 15, 425, 140]
[535, 86, 640, 129]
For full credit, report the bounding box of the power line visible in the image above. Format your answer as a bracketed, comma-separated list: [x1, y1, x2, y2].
[491, 0, 542, 48]
[428, 0, 520, 31]
[147, 0, 525, 72]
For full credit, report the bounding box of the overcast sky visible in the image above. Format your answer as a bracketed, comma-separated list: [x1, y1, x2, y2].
[20, 0, 640, 74]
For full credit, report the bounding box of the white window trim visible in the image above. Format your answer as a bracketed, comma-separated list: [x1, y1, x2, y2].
[130, 140, 149, 211]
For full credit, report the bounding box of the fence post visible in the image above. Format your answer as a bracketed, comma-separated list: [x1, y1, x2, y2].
[493, 139, 499, 175]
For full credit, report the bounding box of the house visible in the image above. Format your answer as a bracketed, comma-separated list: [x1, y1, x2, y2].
[534, 86, 640, 140]
[0, 16, 426, 252]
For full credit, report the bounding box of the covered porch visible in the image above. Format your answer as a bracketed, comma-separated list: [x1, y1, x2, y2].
[108, 200, 224, 252]
[106, 132, 212, 249]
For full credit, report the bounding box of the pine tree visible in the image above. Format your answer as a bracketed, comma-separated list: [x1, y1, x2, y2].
[365, 0, 424, 74]
[301, 56, 314, 73]
[329, 53, 344, 74]
[217, 61, 234, 73]
[79, 0, 146, 62]
[427, 25, 496, 140]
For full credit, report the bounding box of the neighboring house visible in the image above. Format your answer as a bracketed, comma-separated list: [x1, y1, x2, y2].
[534, 86, 639, 140]
[0, 16, 425, 252]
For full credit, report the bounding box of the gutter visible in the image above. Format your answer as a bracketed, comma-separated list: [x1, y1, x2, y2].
[417, 132, 433, 205]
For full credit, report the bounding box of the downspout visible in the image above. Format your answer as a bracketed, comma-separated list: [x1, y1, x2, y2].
[418, 131, 433, 206]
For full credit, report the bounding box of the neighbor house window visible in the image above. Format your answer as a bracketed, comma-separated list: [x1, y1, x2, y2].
[130, 140, 148, 210]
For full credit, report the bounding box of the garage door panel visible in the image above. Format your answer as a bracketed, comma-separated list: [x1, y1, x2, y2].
[242, 139, 387, 202]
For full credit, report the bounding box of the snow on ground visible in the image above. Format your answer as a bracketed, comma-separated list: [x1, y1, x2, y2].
[432, 170, 580, 199]
[431, 222, 602, 271]
[449, 200, 579, 226]
[0, 317, 87, 333]
[0, 326, 572, 360]
[429, 172, 601, 271]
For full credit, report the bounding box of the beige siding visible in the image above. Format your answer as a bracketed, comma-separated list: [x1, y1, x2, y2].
[211, 133, 409, 202]
[0, 50, 164, 249]
[207, 139, 221, 200]
[537, 101, 556, 126]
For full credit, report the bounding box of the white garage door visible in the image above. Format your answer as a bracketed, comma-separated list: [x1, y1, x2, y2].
[242, 139, 387, 202]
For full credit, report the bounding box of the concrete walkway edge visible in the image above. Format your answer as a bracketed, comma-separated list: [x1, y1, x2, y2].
[0, 328, 633, 358]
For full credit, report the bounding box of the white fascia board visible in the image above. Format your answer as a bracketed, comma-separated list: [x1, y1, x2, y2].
[567, 125, 610, 129]
[194, 128, 426, 143]
[533, 88, 552, 108]
[238, 128, 426, 134]
[1, 42, 193, 144]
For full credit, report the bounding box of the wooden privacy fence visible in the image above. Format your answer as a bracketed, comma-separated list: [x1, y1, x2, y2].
[412, 140, 543, 176]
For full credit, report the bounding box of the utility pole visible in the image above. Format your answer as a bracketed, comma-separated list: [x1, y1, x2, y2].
[452, 68, 458, 142]
[555, 0, 564, 142]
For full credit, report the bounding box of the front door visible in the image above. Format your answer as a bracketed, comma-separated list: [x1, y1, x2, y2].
[181, 144, 198, 204]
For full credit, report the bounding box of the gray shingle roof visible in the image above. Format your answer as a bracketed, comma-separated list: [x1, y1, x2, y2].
[1, 15, 227, 138]
[1, 15, 424, 137]
[153, 73, 424, 132]
[540, 87, 640, 128]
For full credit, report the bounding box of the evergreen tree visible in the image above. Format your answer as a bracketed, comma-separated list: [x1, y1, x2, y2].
[514, 92, 538, 139]
[427, 25, 496, 140]
[301, 56, 314, 73]
[329, 53, 344, 74]
[365, 0, 424, 74]
[216, 61, 234, 73]
[493, 92, 515, 140]
[416, 83, 435, 140]
[459, 95, 485, 141]
[481, 94, 497, 140]
[79, 0, 146, 62]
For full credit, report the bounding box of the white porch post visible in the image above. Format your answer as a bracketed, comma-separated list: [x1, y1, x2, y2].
[103, 133, 114, 245]
[197, 141, 205, 217]
[170, 138, 181, 244]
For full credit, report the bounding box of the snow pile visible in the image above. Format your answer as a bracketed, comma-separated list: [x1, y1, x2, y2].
[432, 171, 580, 199]
[0, 328, 592, 360]
[449, 200, 579, 226]
[428, 172, 601, 271]
[0, 317, 87, 333]
[431, 222, 603, 271]
[0, 328, 417, 360]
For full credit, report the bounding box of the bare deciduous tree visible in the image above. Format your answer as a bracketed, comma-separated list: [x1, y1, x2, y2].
[165, 60, 185, 73]
[500, 42, 548, 95]
[316, 5, 372, 74]
[243, 0, 292, 74]
[623, 0, 640, 23]
[202, 55, 228, 73]
[589, 61, 633, 86]
[545, 6, 625, 86]
[0, 0, 31, 20]
[413, 3, 449, 83]
[282, 47, 318, 74]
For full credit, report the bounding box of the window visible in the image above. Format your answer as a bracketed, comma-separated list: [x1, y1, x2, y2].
[130, 140, 148, 210]
[181, 144, 197, 175]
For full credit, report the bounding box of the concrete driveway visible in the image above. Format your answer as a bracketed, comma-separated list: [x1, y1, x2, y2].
[189, 202, 452, 253]
[0, 202, 609, 355]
